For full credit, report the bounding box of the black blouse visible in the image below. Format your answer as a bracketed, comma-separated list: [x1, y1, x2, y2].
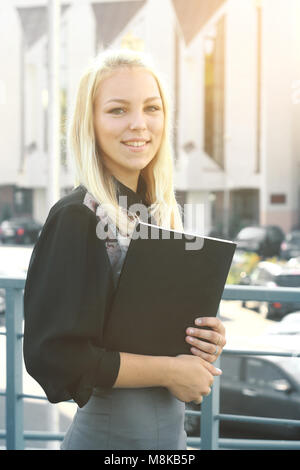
[23, 176, 148, 408]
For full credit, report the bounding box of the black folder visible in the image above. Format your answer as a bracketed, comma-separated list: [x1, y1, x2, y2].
[103, 222, 236, 357]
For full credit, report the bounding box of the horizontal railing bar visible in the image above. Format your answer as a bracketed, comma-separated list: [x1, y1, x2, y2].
[20, 393, 49, 401]
[1, 280, 300, 302]
[0, 278, 25, 288]
[0, 329, 21, 338]
[185, 410, 202, 417]
[1, 431, 298, 449]
[187, 437, 300, 450]
[216, 413, 300, 427]
[222, 285, 300, 302]
[218, 438, 300, 450]
[223, 348, 300, 357]
[185, 410, 300, 427]
[18, 393, 74, 404]
[186, 437, 201, 449]
[0, 430, 63, 442]
[23, 431, 64, 441]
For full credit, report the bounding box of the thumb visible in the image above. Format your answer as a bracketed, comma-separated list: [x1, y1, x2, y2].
[200, 358, 222, 377]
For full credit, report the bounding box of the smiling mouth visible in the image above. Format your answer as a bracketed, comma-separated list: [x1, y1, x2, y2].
[122, 140, 150, 147]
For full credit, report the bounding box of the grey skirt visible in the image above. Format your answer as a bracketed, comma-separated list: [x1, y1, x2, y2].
[61, 387, 187, 450]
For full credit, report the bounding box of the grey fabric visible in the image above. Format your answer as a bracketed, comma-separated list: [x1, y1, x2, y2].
[60, 387, 187, 450]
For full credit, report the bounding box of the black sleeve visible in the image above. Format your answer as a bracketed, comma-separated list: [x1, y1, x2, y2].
[23, 204, 120, 408]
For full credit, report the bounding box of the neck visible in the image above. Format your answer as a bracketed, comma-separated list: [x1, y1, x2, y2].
[111, 171, 140, 193]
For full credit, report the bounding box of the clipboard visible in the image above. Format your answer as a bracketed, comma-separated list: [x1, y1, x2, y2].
[103, 222, 236, 356]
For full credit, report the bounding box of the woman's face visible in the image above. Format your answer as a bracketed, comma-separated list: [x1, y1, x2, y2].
[93, 67, 164, 185]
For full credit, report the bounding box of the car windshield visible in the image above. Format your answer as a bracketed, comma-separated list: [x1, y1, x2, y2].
[237, 227, 265, 240]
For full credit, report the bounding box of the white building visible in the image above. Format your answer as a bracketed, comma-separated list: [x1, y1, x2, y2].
[175, 0, 300, 236]
[0, 0, 299, 237]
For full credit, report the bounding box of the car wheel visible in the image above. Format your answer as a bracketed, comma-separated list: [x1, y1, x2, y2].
[259, 302, 270, 319]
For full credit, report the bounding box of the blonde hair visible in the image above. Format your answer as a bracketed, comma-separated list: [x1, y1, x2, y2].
[68, 48, 183, 234]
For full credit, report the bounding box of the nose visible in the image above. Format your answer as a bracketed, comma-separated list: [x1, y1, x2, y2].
[129, 110, 147, 130]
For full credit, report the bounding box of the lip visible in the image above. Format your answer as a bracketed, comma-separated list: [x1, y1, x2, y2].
[122, 138, 151, 143]
[121, 141, 150, 152]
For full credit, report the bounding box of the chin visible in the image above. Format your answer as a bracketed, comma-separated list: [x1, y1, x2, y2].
[127, 158, 154, 172]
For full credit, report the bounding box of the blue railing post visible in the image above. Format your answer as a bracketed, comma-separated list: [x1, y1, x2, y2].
[5, 285, 24, 450]
[200, 308, 222, 450]
[200, 356, 220, 450]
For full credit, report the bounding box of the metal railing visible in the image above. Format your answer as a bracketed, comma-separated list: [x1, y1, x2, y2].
[1, 277, 300, 450]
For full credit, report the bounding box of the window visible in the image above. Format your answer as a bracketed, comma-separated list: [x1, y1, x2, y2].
[245, 358, 286, 390]
[270, 194, 287, 205]
[256, 2, 262, 173]
[204, 16, 225, 168]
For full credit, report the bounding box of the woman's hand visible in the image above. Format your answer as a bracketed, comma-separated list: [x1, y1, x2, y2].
[165, 354, 222, 404]
[185, 317, 226, 363]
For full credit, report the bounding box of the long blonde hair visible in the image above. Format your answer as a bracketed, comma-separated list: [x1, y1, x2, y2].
[68, 48, 183, 234]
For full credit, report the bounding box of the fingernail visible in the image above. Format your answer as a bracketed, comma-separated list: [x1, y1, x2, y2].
[195, 318, 202, 325]
[216, 368, 222, 375]
[187, 328, 194, 335]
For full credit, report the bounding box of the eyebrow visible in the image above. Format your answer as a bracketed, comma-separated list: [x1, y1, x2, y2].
[104, 96, 162, 105]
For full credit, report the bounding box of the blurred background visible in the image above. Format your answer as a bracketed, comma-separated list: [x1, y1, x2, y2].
[0, 0, 299, 239]
[1, 0, 300, 450]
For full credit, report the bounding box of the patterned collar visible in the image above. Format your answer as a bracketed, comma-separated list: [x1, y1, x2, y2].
[79, 174, 150, 224]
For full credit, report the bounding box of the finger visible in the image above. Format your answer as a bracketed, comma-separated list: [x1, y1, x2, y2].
[194, 317, 226, 336]
[198, 356, 222, 377]
[203, 387, 212, 396]
[192, 397, 203, 405]
[186, 327, 225, 347]
[190, 346, 219, 363]
[186, 336, 221, 355]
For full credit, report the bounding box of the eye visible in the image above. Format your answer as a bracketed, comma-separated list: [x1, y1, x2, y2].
[108, 107, 126, 115]
[145, 105, 161, 112]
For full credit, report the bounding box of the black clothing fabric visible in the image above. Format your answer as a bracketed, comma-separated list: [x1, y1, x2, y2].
[113, 174, 148, 207]
[112, 174, 150, 222]
[23, 177, 147, 408]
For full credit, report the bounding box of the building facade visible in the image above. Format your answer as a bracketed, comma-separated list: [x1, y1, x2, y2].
[0, 0, 299, 238]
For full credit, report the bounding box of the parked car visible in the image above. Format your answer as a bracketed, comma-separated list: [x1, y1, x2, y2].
[264, 312, 300, 336]
[240, 261, 300, 319]
[0, 216, 42, 245]
[280, 230, 300, 260]
[185, 350, 300, 440]
[235, 225, 285, 258]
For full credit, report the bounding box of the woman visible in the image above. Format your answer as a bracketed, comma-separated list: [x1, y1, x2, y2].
[23, 49, 226, 450]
